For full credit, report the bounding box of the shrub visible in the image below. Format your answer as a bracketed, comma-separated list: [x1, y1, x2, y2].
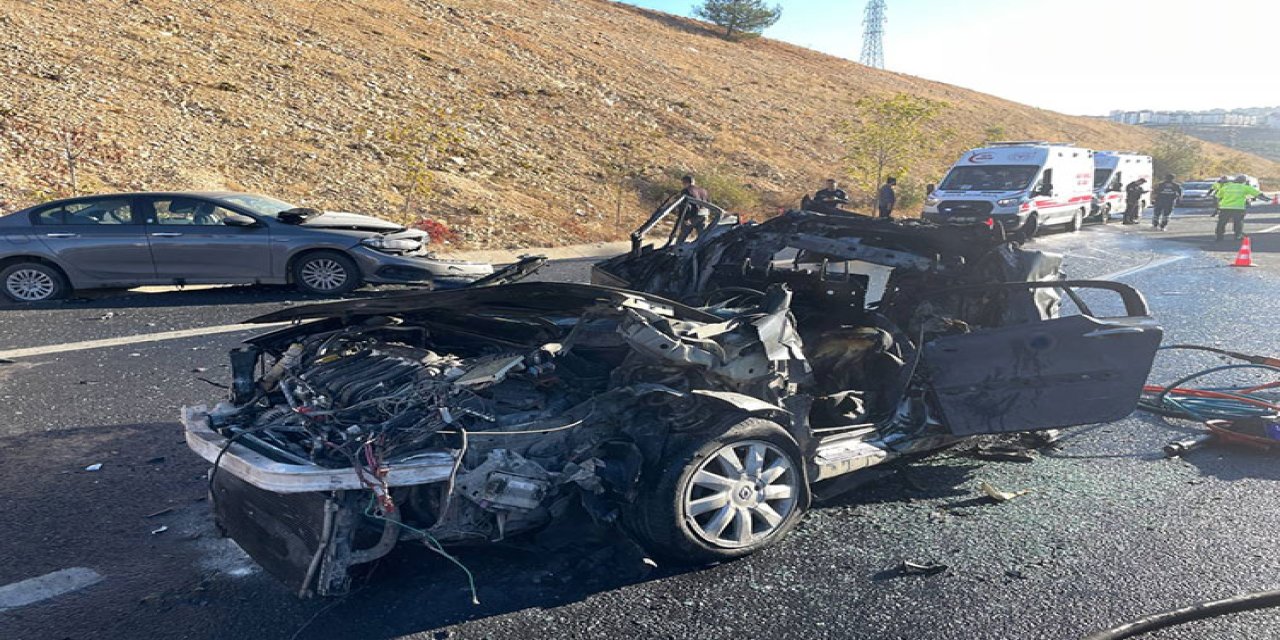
[410, 218, 457, 245]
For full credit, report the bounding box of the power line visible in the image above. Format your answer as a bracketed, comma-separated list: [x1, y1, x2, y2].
[860, 0, 886, 69]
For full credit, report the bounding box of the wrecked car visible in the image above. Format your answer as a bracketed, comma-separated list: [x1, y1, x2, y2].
[183, 200, 1163, 598]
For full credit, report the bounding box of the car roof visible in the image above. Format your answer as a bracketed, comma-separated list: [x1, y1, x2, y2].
[26, 191, 251, 204]
[7, 191, 264, 214]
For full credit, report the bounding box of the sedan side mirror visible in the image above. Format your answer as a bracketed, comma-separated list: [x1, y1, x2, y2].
[925, 183, 936, 195]
[223, 214, 259, 227]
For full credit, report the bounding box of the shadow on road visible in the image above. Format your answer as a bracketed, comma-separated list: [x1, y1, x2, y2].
[0, 421, 684, 640]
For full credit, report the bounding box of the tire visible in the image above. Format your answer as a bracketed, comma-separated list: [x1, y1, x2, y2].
[623, 417, 809, 564]
[1022, 213, 1039, 238]
[1101, 203, 1112, 224]
[292, 251, 361, 295]
[1068, 208, 1083, 232]
[1, 262, 69, 302]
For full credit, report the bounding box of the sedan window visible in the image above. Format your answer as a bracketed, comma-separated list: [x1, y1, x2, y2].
[33, 199, 133, 225]
[151, 198, 236, 226]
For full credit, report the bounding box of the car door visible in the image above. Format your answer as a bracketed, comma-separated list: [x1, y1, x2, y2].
[32, 197, 157, 284]
[138, 196, 273, 283]
[921, 280, 1163, 436]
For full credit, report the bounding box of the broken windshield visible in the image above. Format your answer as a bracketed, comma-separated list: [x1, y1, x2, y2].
[939, 165, 1039, 192]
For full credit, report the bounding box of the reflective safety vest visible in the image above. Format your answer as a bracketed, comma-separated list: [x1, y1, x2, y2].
[1215, 183, 1263, 210]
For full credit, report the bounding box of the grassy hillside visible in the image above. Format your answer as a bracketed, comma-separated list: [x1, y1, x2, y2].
[1151, 125, 1280, 168]
[3, 0, 1278, 248]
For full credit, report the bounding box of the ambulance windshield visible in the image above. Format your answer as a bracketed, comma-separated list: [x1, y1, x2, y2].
[939, 165, 1039, 191]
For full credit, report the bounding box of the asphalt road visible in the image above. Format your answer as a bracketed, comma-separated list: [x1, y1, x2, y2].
[3, 205, 1280, 640]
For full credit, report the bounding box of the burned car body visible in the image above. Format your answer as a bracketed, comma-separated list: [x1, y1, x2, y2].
[184, 202, 1163, 597]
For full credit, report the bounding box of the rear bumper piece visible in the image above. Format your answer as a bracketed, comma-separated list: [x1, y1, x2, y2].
[182, 405, 454, 493]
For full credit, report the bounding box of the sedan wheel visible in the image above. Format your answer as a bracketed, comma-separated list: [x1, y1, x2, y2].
[684, 440, 799, 549]
[293, 252, 361, 295]
[1, 263, 68, 302]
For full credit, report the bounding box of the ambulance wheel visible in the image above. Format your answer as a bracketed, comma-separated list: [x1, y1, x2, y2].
[1100, 204, 1112, 224]
[1068, 208, 1083, 232]
[1023, 214, 1039, 238]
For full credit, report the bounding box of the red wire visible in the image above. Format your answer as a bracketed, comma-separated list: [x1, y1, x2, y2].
[1142, 385, 1280, 410]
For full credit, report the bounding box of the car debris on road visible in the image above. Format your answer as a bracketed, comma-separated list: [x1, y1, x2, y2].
[182, 202, 1164, 598]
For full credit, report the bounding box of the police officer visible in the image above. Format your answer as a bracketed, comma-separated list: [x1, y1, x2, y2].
[1214, 175, 1268, 242]
[1151, 174, 1181, 230]
[1122, 177, 1148, 225]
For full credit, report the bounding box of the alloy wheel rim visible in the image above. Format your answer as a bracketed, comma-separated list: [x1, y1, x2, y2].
[6, 269, 56, 301]
[300, 259, 347, 291]
[683, 439, 798, 549]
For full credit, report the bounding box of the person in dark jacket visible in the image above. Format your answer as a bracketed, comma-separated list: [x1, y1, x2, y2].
[676, 175, 711, 243]
[1150, 174, 1182, 230]
[815, 179, 848, 206]
[1122, 178, 1148, 224]
[877, 177, 897, 219]
[680, 175, 709, 202]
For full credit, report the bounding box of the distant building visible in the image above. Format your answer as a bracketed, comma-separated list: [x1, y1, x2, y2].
[1108, 109, 1267, 127]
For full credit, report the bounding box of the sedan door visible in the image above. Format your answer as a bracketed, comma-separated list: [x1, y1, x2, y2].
[32, 197, 157, 285]
[138, 196, 273, 283]
[921, 281, 1163, 436]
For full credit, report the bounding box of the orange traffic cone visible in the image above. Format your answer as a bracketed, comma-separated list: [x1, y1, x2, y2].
[1232, 236, 1256, 267]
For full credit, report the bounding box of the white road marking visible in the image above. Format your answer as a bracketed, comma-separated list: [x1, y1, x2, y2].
[0, 322, 290, 360]
[1097, 255, 1188, 281]
[1258, 223, 1280, 234]
[0, 567, 103, 611]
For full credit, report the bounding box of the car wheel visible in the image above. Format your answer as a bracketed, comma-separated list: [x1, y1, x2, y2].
[1, 262, 69, 302]
[624, 417, 808, 564]
[1023, 213, 1039, 238]
[1069, 208, 1083, 232]
[293, 251, 361, 295]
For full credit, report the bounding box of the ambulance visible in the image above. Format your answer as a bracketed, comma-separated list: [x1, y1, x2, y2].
[1091, 151, 1153, 221]
[923, 142, 1095, 236]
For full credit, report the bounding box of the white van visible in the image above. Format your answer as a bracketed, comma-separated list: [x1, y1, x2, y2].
[923, 142, 1095, 236]
[1091, 152, 1153, 221]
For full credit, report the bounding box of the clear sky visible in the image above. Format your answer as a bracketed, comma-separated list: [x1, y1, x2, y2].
[618, 0, 1280, 116]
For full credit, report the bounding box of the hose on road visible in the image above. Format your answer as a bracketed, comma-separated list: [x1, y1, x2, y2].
[1082, 588, 1280, 639]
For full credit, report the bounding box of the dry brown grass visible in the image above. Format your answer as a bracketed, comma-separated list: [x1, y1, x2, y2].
[2, 0, 1276, 248]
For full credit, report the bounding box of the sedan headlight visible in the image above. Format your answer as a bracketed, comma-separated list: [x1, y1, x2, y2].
[996, 197, 1022, 207]
[360, 237, 423, 253]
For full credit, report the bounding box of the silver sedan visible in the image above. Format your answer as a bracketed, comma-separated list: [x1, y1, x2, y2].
[0, 191, 494, 302]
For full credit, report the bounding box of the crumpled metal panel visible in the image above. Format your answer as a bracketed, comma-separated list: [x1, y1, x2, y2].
[923, 315, 1162, 435]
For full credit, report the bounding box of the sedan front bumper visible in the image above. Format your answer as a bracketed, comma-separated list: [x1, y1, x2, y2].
[350, 245, 495, 286]
[182, 405, 454, 493]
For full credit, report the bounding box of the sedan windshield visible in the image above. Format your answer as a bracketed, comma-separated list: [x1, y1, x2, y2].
[939, 165, 1039, 192]
[1182, 182, 1212, 190]
[215, 193, 299, 218]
